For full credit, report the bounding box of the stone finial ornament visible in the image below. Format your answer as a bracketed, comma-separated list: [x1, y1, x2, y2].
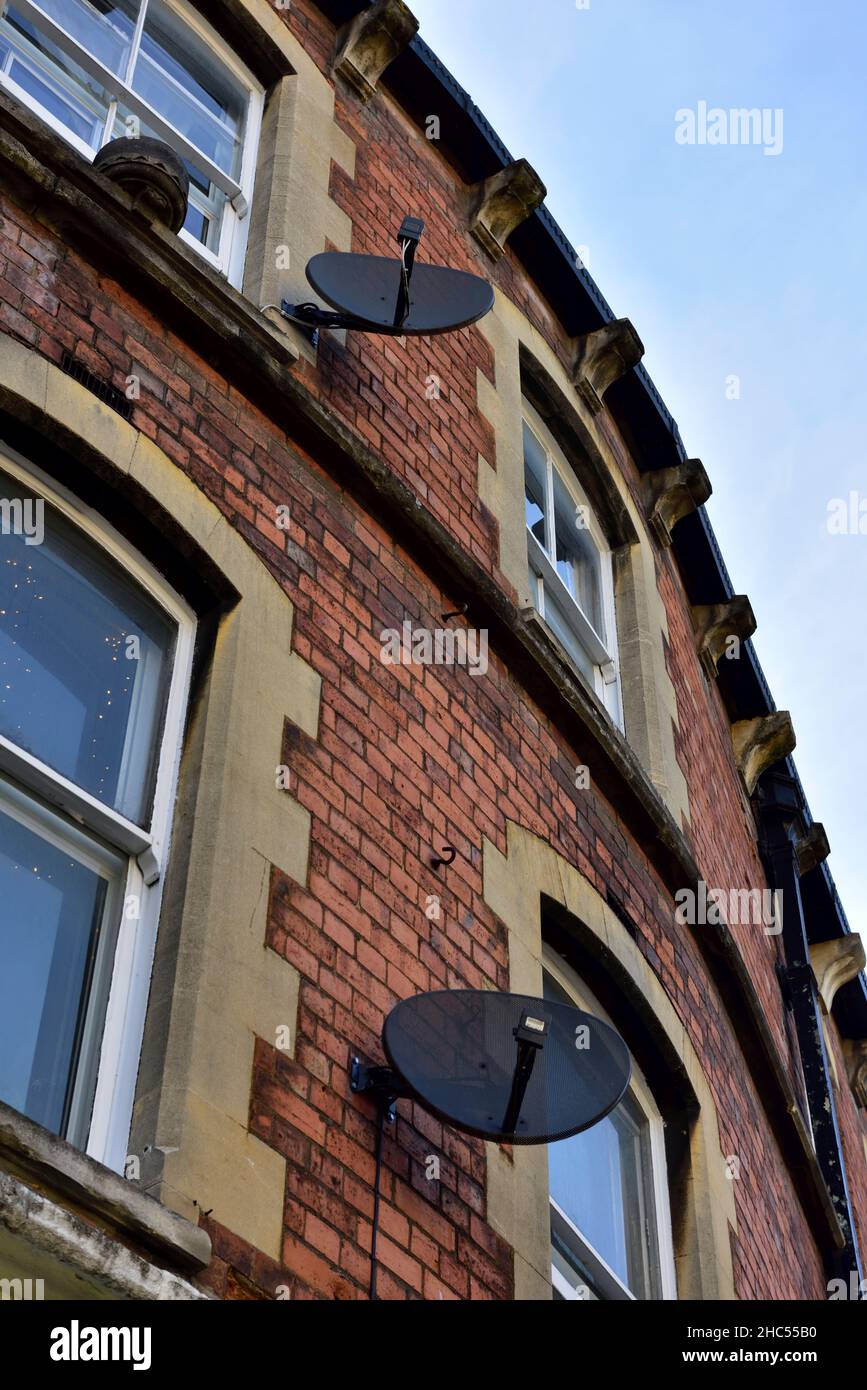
[691, 595, 757, 680]
[333, 0, 419, 103]
[468, 159, 547, 261]
[731, 712, 796, 796]
[571, 318, 644, 414]
[795, 822, 831, 877]
[92, 137, 190, 233]
[642, 459, 712, 546]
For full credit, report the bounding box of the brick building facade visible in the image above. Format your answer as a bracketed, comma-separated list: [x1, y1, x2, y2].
[0, 0, 865, 1304]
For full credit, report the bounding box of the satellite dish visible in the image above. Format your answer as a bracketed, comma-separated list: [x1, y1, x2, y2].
[353, 989, 631, 1146]
[304, 254, 494, 336]
[352, 988, 631, 1297]
[281, 217, 494, 341]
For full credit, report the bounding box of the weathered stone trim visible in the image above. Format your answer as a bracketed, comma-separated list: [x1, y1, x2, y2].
[0, 1100, 209, 1274]
[190, 0, 297, 86]
[519, 344, 638, 550]
[241, 15, 356, 340]
[692, 595, 756, 681]
[0, 1169, 210, 1300]
[643, 459, 712, 547]
[0, 336, 321, 1262]
[572, 318, 644, 415]
[333, 0, 419, 103]
[842, 1040, 867, 1109]
[810, 937, 867, 1016]
[731, 713, 796, 797]
[0, 89, 304, 366]
[468, 159, 547, 262]
[795, 822, 831, 878]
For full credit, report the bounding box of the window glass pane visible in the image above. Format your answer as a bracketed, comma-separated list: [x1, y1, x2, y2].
[1, 8, 111, 148]
[133, 0, 245, 178]
[552, 1240, 601, 1300]
[0, 468, 176, 824]
[542, 583, 595, 684]
[0, 784, 123, 1136]
[553, 467, 605, 641]
[27, 0, 140, 76]
[523, 421, 548, 549]
[549, 1096, 650, 1293]
[545, 970, 660, 1299]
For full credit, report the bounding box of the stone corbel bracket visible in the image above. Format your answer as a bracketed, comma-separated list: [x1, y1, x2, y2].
[468, 158, 547, 262]
[731, 712, 796, 797]
[842, 1039, 867, 1109]
[691, 595, 756, 680]
[571, 318, 644, 415]
[809, 935, 866, 1015]
[795, 822, 831, 877]
[643, 459, 712, 546]
[333, 0, 419, 104]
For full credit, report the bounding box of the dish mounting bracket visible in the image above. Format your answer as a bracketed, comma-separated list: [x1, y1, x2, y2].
[281, 216, 426, 344]
[350, 1056, 412, 1125]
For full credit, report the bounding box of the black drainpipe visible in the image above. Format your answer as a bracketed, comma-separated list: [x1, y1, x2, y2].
[757, 769, 863, 1288]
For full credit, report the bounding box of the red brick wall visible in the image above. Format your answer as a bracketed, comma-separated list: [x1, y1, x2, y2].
[0, 0, 863, 1301]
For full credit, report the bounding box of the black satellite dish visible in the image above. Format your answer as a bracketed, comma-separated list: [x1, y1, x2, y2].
[351, 989, 631, 1298]
[281, 218, 494, 342]
[304, 253, 493, 336]
[352, 989, 631, 1145]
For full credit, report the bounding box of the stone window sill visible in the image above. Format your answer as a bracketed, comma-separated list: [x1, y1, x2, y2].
[0, 1101, 210, 1300]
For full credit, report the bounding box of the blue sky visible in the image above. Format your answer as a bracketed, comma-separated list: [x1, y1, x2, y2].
[410, 0, 867, 918]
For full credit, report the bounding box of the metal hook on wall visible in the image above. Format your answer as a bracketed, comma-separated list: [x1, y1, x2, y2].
[431, 845, 457, 872]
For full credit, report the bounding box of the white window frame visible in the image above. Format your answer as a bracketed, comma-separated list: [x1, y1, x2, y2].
[543, 946, 677, 1301]
[523, 400, 622, 728]
[0, 441, 195, 1171]
[0, 0, 263, 286]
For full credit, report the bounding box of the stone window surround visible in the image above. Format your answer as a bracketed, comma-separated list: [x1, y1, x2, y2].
[478, 299, 691, 832]
[169, 1, 359, 344]
[0, 439, 198, 1173]
[0, 333, 321, 1265]
[483, 820, 738, 1301]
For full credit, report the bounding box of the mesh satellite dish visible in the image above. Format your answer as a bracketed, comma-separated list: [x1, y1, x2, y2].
[281, 218, 494, 343]
[352, 989, 631, 1145]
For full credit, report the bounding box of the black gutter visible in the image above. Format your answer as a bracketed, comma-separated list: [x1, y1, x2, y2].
[758, 771, 863, 1285]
